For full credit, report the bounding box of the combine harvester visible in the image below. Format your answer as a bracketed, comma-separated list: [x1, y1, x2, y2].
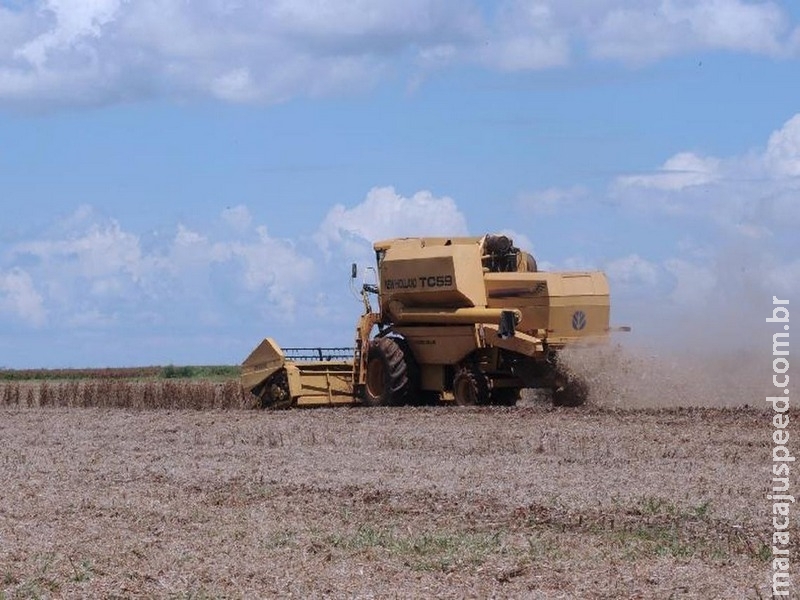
[242, 234, 619, 408]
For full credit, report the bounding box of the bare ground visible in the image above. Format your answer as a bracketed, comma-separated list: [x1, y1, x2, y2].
[0, 404, 790, 599]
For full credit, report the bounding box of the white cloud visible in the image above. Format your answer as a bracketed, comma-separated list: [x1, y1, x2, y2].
[765, 113, 800, 177]
[477, 2, 570, 70]
[612, 113, 800, 231]
[316, 186, 469, 253]
[4, 206, 316, 329]
[480, 35, 570, 71]
[791, 24, 800, 55]
[266, 0, 477, 40]
[0, 0, 480, 107]
[155, 222, 314, 317]
[617, 152, 721, 191]
[588, 0, 789, 64]
[221, 204, 253, 232]
[0, 0, 796, 107]
[13, 217, 142, 282]
[0, 268, 47, 326]
[14, 0, 123, 68]
[166, 224, 232, 273]
[211, 68, 258, 103]
[227, 226, 314, 314]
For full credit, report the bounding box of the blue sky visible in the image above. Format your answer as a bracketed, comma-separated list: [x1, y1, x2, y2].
[0, 0, 798, 368]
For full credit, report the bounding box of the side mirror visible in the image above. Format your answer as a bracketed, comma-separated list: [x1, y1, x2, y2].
[351, 263, 357, 279]
[498, 310, 516, 340]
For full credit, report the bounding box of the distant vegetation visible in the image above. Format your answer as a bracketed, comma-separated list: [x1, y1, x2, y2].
[0, 365, 241, 382]
[160, 365, 241, 379]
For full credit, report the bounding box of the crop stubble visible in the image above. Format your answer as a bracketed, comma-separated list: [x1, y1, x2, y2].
[0, 402, 789, 599]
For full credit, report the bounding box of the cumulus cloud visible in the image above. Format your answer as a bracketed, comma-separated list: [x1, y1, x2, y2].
[508, 113, 799, 348]
[227, 226, 314, 314]
[2, 206, 315, 331]
[0, 0, 796, 107]
[613, 112, 800, 231]
[316, 186, 469, 254]
[0, 268, 47, 327]
[0, 0, 478, 107]
[587, 0, 790, 64]
[156, 219, 315, 317]
[221, 205, 253, 232]
[520, 115, 800, 238]
[765, 113, 800, 177]
[14, 0, 123, 69]
[13, 217, 142, 282]
[0, 190, 470, 342]
[475, 1, 570, 71]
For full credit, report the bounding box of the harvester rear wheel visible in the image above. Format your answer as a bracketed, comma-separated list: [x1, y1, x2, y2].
[363, 337, 412, 406]
[453, 368, 490, 406]
[491, 387, 520, 406]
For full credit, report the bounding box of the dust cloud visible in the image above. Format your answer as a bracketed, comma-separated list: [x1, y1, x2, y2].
[557, 343, 775, 409]
[557, 242, 793, 409]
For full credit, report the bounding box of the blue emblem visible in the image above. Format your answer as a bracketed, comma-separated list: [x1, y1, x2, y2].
[572, 310, 587, 331]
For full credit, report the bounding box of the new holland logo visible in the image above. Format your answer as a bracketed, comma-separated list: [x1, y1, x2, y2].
[572, 310, 587, 331]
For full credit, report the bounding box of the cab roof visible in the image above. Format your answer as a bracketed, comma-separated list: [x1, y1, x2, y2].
[372, 236, 484, 252]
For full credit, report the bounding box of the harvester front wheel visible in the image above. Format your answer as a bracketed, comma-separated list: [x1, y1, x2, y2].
[453, 368, 490, 406]
[363, 337, 412, 406]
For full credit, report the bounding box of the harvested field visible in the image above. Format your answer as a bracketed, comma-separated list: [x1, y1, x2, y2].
[0, 404, 789, 599]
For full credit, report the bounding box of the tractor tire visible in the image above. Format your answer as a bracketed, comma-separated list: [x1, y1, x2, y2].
[453, 368, 490, 406]
[363, 337, 413, 406]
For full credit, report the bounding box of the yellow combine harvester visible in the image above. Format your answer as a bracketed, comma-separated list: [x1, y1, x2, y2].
[242, 234, 616, 408]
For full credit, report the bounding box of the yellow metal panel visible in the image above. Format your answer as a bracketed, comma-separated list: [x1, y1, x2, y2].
[379, 239, 487, 310]
[292, 361, 354, 404]
[482, 325, 544, 357]
[240, 338, 285, 391]
[484, 271, 610, 343]
[286, 364, 304, 397]
[388, 302, 521, 326]
[396, 325, 478, 365]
